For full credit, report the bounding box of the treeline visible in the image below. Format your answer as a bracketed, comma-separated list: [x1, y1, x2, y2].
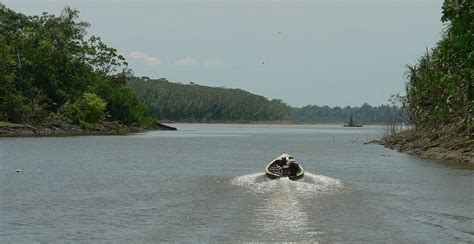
[0, 5, 151, 129]
[295, 104, 409, 124]
[403, 0, 472, 137]
[128, 77, 408, 124]
[127, 77, 294, 122]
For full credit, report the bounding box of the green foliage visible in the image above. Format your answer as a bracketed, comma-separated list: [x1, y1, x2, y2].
[128, 77, 404, 124]
[295, 103, 409, 124]
[404, 0, 473, 137]
[0, 37, 18, 121]
[92, 77, 149, 125]
[127, 77, 294, 122]
[0, 4, 150, 128]
[62, 92, 107, 129]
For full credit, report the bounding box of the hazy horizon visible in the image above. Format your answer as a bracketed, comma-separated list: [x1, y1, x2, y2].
[2, 0, 444, 107]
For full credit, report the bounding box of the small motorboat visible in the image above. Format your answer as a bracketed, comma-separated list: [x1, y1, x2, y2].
[265, 153, 304, 181]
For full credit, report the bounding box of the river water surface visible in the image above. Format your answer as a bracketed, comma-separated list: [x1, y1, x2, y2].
[1, 124, 473, 242]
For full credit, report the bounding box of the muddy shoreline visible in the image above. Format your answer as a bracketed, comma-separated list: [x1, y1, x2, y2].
[0, 121, 176, 137]
[378, 129, 473, 165]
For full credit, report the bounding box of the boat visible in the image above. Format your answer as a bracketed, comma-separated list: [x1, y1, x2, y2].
[343, 115, 363, 127]
[265, 153, 304, 181]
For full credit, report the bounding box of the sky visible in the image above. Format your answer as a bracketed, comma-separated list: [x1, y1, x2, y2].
[2, 0, 444, 107]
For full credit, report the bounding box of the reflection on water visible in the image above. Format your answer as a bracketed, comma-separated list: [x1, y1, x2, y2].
[231, 172, 345, 238]
[257, 178, 309, 237]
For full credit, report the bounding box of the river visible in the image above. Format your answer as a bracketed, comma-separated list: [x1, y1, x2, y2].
[1, 124, 472, 242]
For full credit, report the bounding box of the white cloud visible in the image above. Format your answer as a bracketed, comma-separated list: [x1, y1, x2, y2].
[175, 57, 197, 67]
[128, 51, 161, 67]
[203, 59, 224, 68]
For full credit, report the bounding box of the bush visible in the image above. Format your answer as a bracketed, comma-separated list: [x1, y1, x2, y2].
[91, 79, 149, 126]
[62, 92, 107, 129]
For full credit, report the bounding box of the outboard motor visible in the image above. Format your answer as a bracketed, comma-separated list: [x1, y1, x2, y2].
[282, 165, 290, 176]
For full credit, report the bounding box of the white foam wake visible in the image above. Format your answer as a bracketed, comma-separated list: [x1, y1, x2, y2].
[231, 172, 344, 237]
[230, 173, 276, 194]
[297, 172, 345, 195]
[231, 172, 345, 195]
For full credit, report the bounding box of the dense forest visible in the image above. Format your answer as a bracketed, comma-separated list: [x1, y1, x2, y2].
[295, 104, 409, 124]
[0, 5, 151, 130]
[127, 77, 294, 122]
[403, 0, 472, 138]
[128, 77, 408, 124]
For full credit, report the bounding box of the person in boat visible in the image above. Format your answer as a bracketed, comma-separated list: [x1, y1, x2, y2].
[278, 156, 289, 175]
[288, 159, 299, 176]
[278, 156, 288, 167]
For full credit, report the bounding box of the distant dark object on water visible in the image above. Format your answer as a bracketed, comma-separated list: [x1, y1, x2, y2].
[16, 169, 23, 173]
[155, 122, 177, 131]
[344, 115, 363, 127]
[265, 153, 304, 181]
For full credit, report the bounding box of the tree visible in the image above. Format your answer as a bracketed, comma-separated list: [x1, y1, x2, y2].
[0, 4, 150, 128]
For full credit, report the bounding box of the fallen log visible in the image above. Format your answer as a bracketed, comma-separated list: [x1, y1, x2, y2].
[155, 121, 177, 130]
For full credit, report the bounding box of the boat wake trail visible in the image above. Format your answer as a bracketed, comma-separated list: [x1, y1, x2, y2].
[230, 172, 345, 195]
[231, 172, 344, 238]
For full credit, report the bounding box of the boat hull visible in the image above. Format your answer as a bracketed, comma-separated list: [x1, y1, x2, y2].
[265, 153, 304, 181]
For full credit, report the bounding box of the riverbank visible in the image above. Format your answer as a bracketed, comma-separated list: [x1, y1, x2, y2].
[379, 129, 473, 165]
[0, 121, 176, 137]
[0, 121, 133, 137]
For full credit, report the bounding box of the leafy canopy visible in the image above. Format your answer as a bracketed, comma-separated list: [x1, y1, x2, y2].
[0, 4, 150, 127]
